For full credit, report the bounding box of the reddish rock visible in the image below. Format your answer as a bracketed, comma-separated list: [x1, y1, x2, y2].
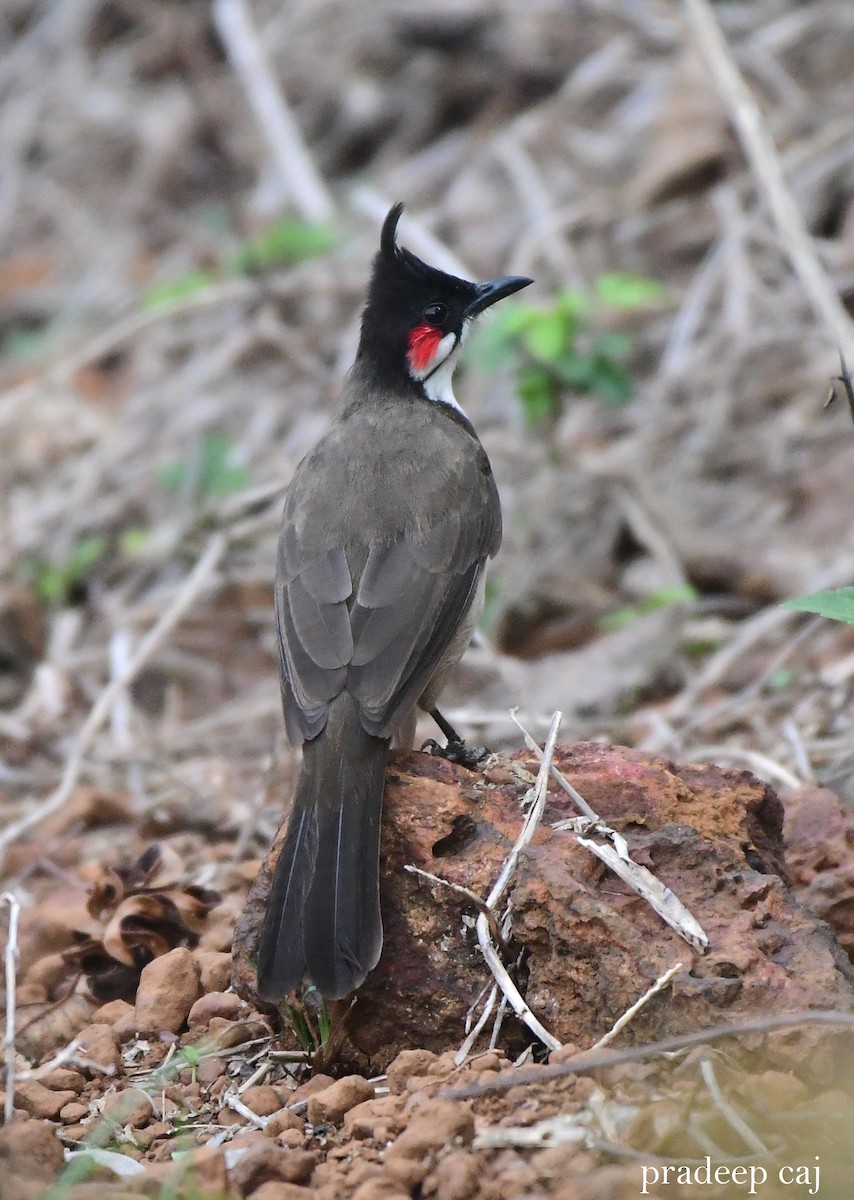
[264, 1108, 304, 1139]
[306, 1075, 374, 1125]
[228, 1142, 316, 1192]
[249, 1184, 315, 1200]
[0, 1119, 64, 1196]
[14, 1079, 77, 1119]
[101, 1086, 154, 1128]
[234, 745, 854, 1075]
[195, 950, 232, 993]
[783, 781, 854, 959]
[59, 1101, 89, 1123]
[386, 1049, 437, 1094]
[75, 1023, 122, 1076]
[188, 989, 243, 1026]
[135, 946, 200, 1035]
[90, 998, 134, 1026]
[38, 1067, 85, 1094]
[241, 1085, 287, 1117]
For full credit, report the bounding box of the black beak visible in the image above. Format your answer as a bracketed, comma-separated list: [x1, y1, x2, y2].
[465, 275, 533, 319]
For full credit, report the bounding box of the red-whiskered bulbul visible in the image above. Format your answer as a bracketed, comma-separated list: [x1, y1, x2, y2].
[256, 204, 532, 1001]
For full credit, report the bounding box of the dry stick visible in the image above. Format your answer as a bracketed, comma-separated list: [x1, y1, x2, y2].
[682, 0, 854, 365]
[0, 533, 227, 870]
[475, 711, 564, 1053]
[404, 865, 506, 950]
[699, 1057, 770, 1157]
[513, 710, 707, 950]
[446, 1009, 854, 1099]
[0, 276, 258, 422]
[510, 709, 598, 819]
[212, 0, 334, 224]
[1, 892, 20, 1125]
[591, 962, 684, 1051]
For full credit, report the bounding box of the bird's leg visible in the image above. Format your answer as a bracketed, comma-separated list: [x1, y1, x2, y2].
[423, 707, 489, 769]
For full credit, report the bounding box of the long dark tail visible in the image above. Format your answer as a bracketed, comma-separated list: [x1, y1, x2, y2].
[256, 696, 389, 1001]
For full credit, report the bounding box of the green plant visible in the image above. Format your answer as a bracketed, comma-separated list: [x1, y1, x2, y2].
[469, 273, 667, 427]
[283, 987, 331, 1055]
[25, 534, 107, 606]
[141, 218, 336, 309]
[160, 432, 249, 500]
[783, 587, 854, 624]
[599, 584, 698, 632]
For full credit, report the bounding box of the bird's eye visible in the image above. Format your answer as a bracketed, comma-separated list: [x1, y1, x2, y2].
[422, 302, 448, 325]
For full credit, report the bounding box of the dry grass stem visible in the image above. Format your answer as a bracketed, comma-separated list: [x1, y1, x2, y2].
[565, 822, 708, 953]
[473, 711, 564, 1051]
[0, 533, 227, 868]
[699, 1056, 770, 1156]
[222, 1089, 270, 1128]
[1, 892, 20, 1125]
[591, 962, 684, 1050]
[212, 0, 334, 223]
[682, 0, 854, 363]
[446, 1010, 854, 1099]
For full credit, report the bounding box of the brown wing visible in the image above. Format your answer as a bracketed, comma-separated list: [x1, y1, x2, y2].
[275, 419, 500, 743]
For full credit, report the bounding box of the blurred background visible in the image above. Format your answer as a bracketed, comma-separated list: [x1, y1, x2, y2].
[3, 0, 854, 854]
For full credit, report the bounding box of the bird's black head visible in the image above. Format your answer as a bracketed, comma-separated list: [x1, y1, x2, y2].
[356, 203, 532, 408]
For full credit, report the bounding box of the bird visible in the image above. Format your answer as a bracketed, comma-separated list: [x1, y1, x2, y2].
[256, 203, 532, 1002]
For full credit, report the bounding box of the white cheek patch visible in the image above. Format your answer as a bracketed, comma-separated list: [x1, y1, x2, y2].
[410, 330, 466, 417]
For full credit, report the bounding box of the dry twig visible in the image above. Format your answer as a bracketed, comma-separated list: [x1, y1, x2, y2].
[591, 962, 684, 1050]
[213, 0, 334, 224]
[0, 533, 227, 869]
[682, 0, 854, 364]
[1, 892, 20, 1125]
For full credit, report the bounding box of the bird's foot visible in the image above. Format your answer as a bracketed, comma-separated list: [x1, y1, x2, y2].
[422, 737, 489, 770]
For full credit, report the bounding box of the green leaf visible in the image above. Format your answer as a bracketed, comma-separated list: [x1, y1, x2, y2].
[66, 535, 107, 577]
[524, 311, 568, 362]
[589, 357, 633, 405]
[518, 366, 557, 427]
[232, 219, 336, 273]
[492, 303, 543, 337]
[595, 272, 668, 310]
[591, 331, 634, 362]
[200, 432, 249, 496]
[555, 288, 590, 320]
[160, 434, 249, 500]
[120, 527, 149, 556]
[181, 1045, 201, 1067]
[600, 585, 697, 631]
[141, 268, 217, 310]
[551, 353, 597, 391]
[783, 587, 854, 624]
[2, 328, 51, 360]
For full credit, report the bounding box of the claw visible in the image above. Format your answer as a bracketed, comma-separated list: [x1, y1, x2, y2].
[422, 737, 489, 770]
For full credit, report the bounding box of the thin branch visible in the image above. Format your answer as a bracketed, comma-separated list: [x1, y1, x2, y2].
[682, 0, 854, 365]
[591, 962, 683, 1050]
[445, 1009, 854, 1098]
[0, 533, 227, 868]
[474, 711, 564, 1051]
[222, 1089, 269, 1128]
[213, 0, 334, 224]
[511, 708, 598, 820]
[487, 711, 563, 910]
[1, 893, 20, 1125]
[700, 1057, 770, 1157]
[404, 865, 506, 951]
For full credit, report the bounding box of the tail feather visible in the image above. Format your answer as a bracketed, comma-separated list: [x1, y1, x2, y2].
[256, 697, 388, 1002]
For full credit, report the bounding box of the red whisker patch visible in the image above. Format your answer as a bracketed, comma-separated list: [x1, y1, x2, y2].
[407, 323, 442, 373]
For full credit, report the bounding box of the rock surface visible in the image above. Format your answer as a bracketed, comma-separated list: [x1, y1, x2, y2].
[234, 745, 854, 1074]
